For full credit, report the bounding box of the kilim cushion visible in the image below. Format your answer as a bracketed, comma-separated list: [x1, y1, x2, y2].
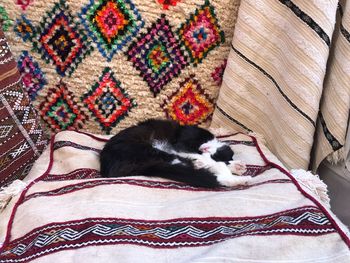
[1, 0, 240, 134]
[1, 130, 349, 261]
[0, 28, 47, 187]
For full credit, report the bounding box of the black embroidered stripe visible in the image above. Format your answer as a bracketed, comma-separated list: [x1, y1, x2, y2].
[318, 112, 343, 151]
[216, 105, 252, 132]
[53, 141, 101, 153]
[340, 24, 350, 44]
[231, 44, 316, 127]
[278, 0, 330, 46]
[337, 3, 350, 43]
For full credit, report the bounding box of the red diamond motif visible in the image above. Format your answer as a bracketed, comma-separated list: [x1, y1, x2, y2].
[81, 67, 136, 133]
[162, 76, 214, 125]
[157, 0, 181, 10]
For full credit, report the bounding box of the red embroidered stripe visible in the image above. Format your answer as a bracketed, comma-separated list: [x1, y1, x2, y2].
[43, 168, 100, 181]
[0, 206, 335, 262]
[23, 178, 292, 202]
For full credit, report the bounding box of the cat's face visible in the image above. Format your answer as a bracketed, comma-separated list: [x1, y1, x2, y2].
[199, 139, 234, 163]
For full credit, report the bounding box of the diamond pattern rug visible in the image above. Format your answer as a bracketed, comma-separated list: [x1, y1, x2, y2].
[2, 0, 240, 134]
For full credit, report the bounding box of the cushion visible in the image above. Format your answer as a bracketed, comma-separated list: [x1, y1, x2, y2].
[0, 130, 349, 261]
[208, 0, 341, 170]
[0, 29, 47, 187]
[2, 0, 240, 134]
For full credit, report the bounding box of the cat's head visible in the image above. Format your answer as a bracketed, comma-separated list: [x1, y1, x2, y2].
[177, 125, 234, 163]
[199, 139, 234, 163]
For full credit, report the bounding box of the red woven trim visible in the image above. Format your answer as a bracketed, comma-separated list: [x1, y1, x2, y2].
[249, 135, 350, 248]
[22, 178, 291, 203]
[43, 168, 100, 181]
[0, 134, 56, 253]
[73, 130, 110, 142]
[216, 132, 240, 138]
[0, 206, 336, 262]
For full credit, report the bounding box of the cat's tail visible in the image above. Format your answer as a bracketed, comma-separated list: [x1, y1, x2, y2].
[141, 162, 220, 188]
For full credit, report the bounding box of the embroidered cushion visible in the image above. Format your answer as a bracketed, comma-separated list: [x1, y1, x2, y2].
[1, 0, 240, 134]
[0, 29, 47, 187]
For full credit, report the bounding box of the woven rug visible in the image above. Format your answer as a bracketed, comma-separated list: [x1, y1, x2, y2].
[1, 0, 239, 135]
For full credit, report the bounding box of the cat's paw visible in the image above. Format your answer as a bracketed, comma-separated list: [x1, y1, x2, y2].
[193, 153, 214, 169]
[193, 158, 207, 169]
[218, 175, 252, 187]
[228, 160, 247, 175]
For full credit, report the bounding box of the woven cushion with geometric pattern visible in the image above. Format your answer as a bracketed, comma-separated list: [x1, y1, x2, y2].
[0, 28, 47, 187]
[1, 0, 240, 134]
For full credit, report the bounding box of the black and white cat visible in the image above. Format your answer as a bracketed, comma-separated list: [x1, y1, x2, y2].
[100, 119, 251, 188]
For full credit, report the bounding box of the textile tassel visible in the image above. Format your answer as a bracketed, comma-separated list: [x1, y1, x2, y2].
[326, 148, 345, 165]
[290, 169, 331, 208]
[0, 180, 27, 211]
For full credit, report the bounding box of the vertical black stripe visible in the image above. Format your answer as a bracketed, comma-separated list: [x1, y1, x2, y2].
[340, 24, 350, 44]
[278, 0, 330, 46]
[231, 44, 316, 127]
[339, 2, 350, 43]
[318, 112, 343, 151]
[216, 106, 252, 132]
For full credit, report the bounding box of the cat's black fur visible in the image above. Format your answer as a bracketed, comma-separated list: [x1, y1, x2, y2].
[100, 119, 234, 188]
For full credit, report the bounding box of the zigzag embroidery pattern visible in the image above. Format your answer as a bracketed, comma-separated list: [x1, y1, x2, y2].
[0, 206, 334, 262]
[1, 92, 43, 157]
[2, 89, 47, 152]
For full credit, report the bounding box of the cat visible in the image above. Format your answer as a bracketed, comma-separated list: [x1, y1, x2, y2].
[100, 119, 251, 188]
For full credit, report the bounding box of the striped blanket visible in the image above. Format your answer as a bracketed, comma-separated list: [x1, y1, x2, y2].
[210, 0, 350, 171]
[0, 131, 349, 262]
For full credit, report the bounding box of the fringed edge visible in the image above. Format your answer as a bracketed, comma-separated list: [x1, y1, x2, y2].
[290, 169, 331, 208]
[0, 180, 28, 212]
[327, 148, 345, 164]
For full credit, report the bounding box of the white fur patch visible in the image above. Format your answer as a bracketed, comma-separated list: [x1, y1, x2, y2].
[171, 158, 182, 165]
[152, 140, 172, 154]
[199, 138, 226, 155]
[228, 160, 247, 175]
[212, 162, 252, 186]
[216, 173, 252, 187]
[193, 152, 216, 169]
[193, 153, 251, 187]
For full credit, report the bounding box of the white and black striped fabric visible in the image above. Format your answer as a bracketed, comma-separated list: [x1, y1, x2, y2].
[211, 0, 350, 171]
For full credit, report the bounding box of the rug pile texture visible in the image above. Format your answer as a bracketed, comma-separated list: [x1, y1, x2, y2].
[1, 0, 239, 134]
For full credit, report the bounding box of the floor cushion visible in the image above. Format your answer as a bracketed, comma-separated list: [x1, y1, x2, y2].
[0, 130, 349, 262]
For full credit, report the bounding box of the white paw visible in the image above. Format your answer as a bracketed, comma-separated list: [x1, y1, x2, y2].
[218, 175, 252, 187]
[193, 158, 208, 169]
[228, 160, 247, 175]
[193, 153, 215, 169]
